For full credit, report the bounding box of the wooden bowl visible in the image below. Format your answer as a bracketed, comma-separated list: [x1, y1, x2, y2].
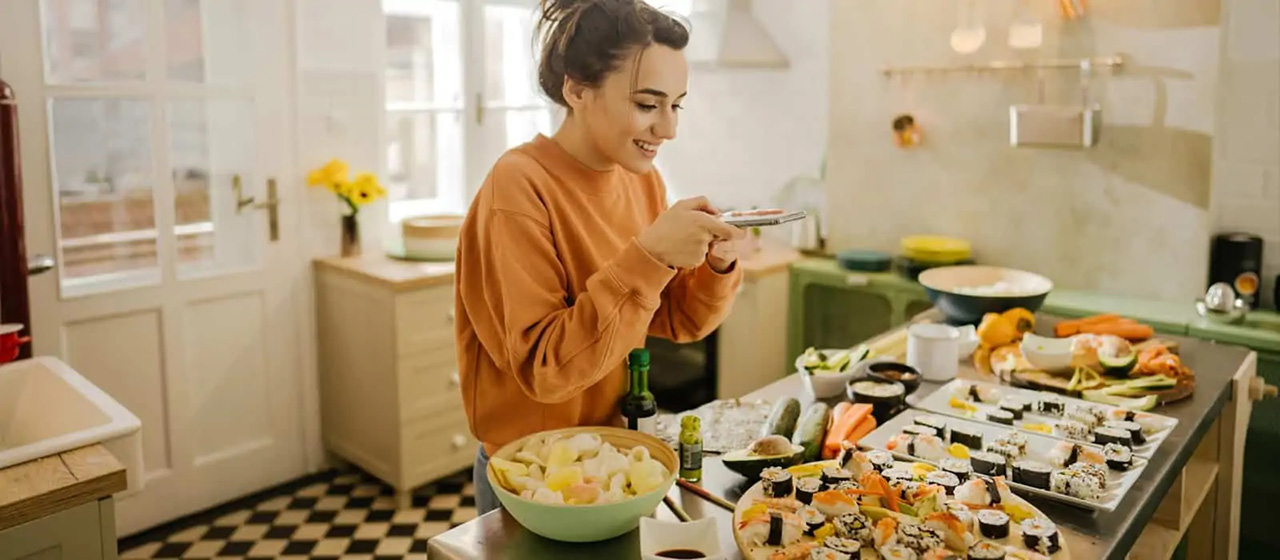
[401, 215, 463, 261]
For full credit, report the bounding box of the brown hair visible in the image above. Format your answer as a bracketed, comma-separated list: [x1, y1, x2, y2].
[536, 0, 690, 108]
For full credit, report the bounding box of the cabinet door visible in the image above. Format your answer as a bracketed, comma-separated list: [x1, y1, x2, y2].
[0, 501, 102, 560]
[1239, 351, 1280, 558]
[802, 284, 892, 350]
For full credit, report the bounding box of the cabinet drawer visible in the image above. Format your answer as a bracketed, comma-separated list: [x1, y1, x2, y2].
[397, 349, 463, 419]
[401, 408, 476, 475]
[394, 286, 455, 354]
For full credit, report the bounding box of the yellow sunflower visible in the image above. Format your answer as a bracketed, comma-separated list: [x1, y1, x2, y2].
[307, 159, 349, 190]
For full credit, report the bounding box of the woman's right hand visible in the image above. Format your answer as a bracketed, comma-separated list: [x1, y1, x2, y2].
[637, 197, 743, 269]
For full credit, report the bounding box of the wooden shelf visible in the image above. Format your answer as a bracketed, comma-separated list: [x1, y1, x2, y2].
[1137, 457, 1219, 560]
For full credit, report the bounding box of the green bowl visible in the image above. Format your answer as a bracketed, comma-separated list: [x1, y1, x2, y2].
[487, 426, 678, 543]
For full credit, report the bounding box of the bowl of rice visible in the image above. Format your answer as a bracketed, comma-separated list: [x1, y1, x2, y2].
[917, 265, 1053, 324]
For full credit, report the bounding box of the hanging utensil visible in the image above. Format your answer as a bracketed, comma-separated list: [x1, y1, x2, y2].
[950, 0, 986, 54]
[1008, 0, 1043, 49]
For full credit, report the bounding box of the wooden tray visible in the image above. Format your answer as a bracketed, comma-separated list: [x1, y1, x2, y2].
[732, 460, 1073, 559]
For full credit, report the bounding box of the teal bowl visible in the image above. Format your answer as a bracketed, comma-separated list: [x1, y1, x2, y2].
[487, 426, 678, 543]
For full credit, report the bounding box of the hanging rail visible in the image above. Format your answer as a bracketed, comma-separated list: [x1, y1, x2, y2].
[881, 55, 1124, 77]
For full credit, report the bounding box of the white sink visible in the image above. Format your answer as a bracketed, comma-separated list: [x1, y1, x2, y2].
[0, 357, 143, 493]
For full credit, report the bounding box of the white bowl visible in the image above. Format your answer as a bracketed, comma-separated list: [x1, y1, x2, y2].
[1020, 333, 1074, 373]
[640, 517, 723, 560]
[796, 351, 860, 399]
[955, 324, 979, 359]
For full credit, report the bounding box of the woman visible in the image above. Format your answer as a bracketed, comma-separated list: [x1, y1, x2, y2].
[455, 0, 745, 515]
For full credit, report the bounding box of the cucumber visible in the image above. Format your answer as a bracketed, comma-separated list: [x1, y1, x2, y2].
[761, 398, 802, 438]
[791, 402, 831, 463]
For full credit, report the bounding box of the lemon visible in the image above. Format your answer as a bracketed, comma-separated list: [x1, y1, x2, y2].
[948, 443, 970, 459]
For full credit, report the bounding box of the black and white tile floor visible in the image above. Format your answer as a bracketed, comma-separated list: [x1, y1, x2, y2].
[118, 468, 476, 559]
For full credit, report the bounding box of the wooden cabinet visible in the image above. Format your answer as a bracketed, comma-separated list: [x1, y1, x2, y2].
[314, 257, 474, 508]
[0, 498, 117, 560]
[714, 248, 806, 399]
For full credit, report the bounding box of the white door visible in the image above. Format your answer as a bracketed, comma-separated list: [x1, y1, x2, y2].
[0, 0, 307, 536]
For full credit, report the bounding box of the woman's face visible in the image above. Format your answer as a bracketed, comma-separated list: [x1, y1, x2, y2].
[567, 44, 688, 173]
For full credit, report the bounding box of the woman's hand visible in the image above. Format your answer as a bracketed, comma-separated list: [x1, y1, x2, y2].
[638, 197, 744, 269]
[707, 238, 739, 273]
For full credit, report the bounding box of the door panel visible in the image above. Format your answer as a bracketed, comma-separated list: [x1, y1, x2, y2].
[185, 293, 272, 464]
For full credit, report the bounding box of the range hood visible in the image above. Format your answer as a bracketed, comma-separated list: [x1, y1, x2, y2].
[684, 0, 790, 69]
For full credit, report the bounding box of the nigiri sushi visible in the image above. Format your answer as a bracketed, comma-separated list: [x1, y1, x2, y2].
[767, 542, 816, 560]
[739, 510, 804, 547]
[874, 516, 899, 549]
[812, 489, 860, 517]
[953, 382, 1002, 403]
[844, 450, 875, 479]
[888, 433, 945, 461]
[1105, 408, 1163, 436]
[1047, 441, 1104, 468]
[924, 511, 971, 551]
[955, 478, 1000, 507]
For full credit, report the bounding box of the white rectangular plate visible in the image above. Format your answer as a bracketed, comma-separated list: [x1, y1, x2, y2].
[860, 411, 1149, 512]
[915, 379, 1178, 458]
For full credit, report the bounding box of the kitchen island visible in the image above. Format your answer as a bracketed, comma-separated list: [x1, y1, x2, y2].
[428, 314, 1259, 560]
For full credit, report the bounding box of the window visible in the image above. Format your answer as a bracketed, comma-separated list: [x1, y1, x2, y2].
[381, 0, 557, 223]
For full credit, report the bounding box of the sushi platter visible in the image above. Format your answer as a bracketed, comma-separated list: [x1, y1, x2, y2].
[859, 412, 1149, 512]
[915, 379, 1178, 458]
[732, 454, 1073, 559]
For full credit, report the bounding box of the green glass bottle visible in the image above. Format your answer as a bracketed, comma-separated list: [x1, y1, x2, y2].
[621, 348, 657, 435]
[679, 414, 703, 482]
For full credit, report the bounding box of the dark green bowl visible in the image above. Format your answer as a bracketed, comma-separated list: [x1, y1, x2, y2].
[918, 265, 1053, 325]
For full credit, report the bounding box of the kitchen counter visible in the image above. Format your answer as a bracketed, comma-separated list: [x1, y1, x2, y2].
[314, 254, 455, 293]
[428, 314, 1255, 560]
[0, 444, 126, 532]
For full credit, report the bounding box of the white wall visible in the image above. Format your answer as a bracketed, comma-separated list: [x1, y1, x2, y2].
[656, 0, 830, 213]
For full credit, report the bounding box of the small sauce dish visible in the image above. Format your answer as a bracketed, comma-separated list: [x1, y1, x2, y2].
[640, 517, 723, 560]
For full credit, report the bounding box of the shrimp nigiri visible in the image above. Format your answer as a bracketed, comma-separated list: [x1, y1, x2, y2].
[811, 489, 859, 517]
[874, 516, 899, 549]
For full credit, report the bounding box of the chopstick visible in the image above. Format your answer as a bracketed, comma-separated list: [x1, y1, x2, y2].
[676, 479, 736, 512]
[663, 495, 692, 522]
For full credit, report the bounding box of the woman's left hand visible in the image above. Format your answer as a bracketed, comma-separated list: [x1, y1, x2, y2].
[707, 238, 739, 273]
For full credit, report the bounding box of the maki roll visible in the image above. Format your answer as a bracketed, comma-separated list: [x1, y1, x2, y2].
[808, 547, 854, 560]
[1012, 460, 1052, 490]
[762, 467, 794, 498]
[925, 470, 960, 495]
[823, 537, 862, 557]
[998, 397, 1025, 420]
[800, 505, 827, 535]
[1050, 466, 1106, 501]
[1047, 441, 1104, 468]
[835, 511, 874, 545]
[921, 549, 962, 560]
[970, 451, 1006, 476]
[1020, 518, 1061, 554]
[796, 477, 823, 505]
[867, 450, 895, 472]
[985, 409, 1015, 426]
[1066, 403, 1105, 429]
[834, 480, 862, 493]
[1104, 419, 1147, 445]
[1094, 426, 1133, 448]
[878, 544, 918, 560]
[915, 414, 948, 434]
[968, 540, 1007, 559]
[939, 457, 972, 480]
[1057, 419, 1091, 441]
[987, 442, 1022, 465]
[1104, 443, 1133, 471]
[903, 425, 939, 437]
[882, 467, 915, 483]
[896, 523, 946, 553]
[992, 432, 1028, 456]
[1036, 396, 1065, 417]
[949, 426, 983, 450]
[976, 509, 1010, 539]
[822, 466, 855, 489]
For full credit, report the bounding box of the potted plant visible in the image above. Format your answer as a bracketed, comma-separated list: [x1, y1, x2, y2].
[307, 159, 386, 257]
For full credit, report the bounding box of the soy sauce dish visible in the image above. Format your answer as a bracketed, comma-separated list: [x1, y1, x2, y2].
[865, 361, 922, 395]
[847, 378, 907, 424]
[640, 517, 723, 560]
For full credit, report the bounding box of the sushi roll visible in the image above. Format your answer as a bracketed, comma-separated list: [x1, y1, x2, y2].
[796, 477, 823, 505]
[915, 414, 948, 434]
[985, 409, 1015, 426]
[740, 510, 804, 547]
[992, 432, 1028, 455]
[987, 442, 1022, 465]
[867, 450, 895, 472]
[800, 505, 827, 535]
[835, 511, 874, 545]
[1035, 396, 1065, 417]
[976, 509, 1010, 539]
[970, 451, 1006, 477]
[1094, 426, 1133, 448]
[878, 544, 918, 560]
[882, 467, 915, 483]
[1066, 403, 1105, 428]
[939, 457, 972, 479]
[823, 537, 862, 557]
[967, 540, 1007, 559]
[1104, 420, 1147, 445]
[925, 470, 961, 495]
[921, 549, 962, 560]
[834, 480, 862, 493]
[896, 523, 945, 553]
[822, 466, 855, 489]
[903, 425, 939, 437]
[808, 547, 855, 560]
[1104, 443, 1134, 471]
[1050, 466, 1106, 501]
[1047, 441, 1104, 468]
[1020, 518, 1061, 554]
[1070, 462, 1109, 487]
[1012, 460, 1052, 490]
[1057, 419, 1091, 441]
[762, 467, 795, 498]
[998, 397, 1025, 420]
[949, 426, 983, 450]
[812, 490, 861, 517]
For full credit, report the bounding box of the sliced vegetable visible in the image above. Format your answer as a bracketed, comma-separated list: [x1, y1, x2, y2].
[1081, 390, 1159, 411]
[1055, 314, 1122, 337]
[845, 416, 878, 446]
[823, 403, 873, 459]
[1076, 321, 1155, 341]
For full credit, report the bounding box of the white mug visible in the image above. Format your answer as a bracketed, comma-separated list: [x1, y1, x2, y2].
[907, 323, 961, 382]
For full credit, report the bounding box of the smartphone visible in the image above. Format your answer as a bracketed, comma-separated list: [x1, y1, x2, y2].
[720, 209, 808, 228]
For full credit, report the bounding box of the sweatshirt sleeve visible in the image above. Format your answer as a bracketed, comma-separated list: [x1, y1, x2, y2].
[647, 260, 743, 342]
[462, 163, 677, 404]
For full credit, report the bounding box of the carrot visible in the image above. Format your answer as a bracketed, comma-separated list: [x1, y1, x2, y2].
[880, 476, 899, 513]
[1076, 321, 1155, 341]
[822, 403, 872, 459]
[1055, 314, 1122, 337]
[845, 416, 878, 446]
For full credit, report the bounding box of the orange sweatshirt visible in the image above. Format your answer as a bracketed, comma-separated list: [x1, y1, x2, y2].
[455, 135, 742, 453]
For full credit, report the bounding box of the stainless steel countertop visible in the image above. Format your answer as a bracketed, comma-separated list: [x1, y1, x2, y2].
[428, 319, 1251, 560]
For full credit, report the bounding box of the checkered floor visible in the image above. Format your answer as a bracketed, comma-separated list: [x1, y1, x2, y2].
[118, 468, 476, 559]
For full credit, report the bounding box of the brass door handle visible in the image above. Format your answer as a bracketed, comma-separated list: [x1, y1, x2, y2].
[253, 178, 280, 242]
[233, 174, 255, 212]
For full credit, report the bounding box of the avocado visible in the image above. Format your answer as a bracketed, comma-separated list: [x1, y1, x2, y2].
[722, 441, 806, 480]
[761, 398, 802, 438]
[791, 402, 831, 463]
[1099, 350, 1138, 376]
